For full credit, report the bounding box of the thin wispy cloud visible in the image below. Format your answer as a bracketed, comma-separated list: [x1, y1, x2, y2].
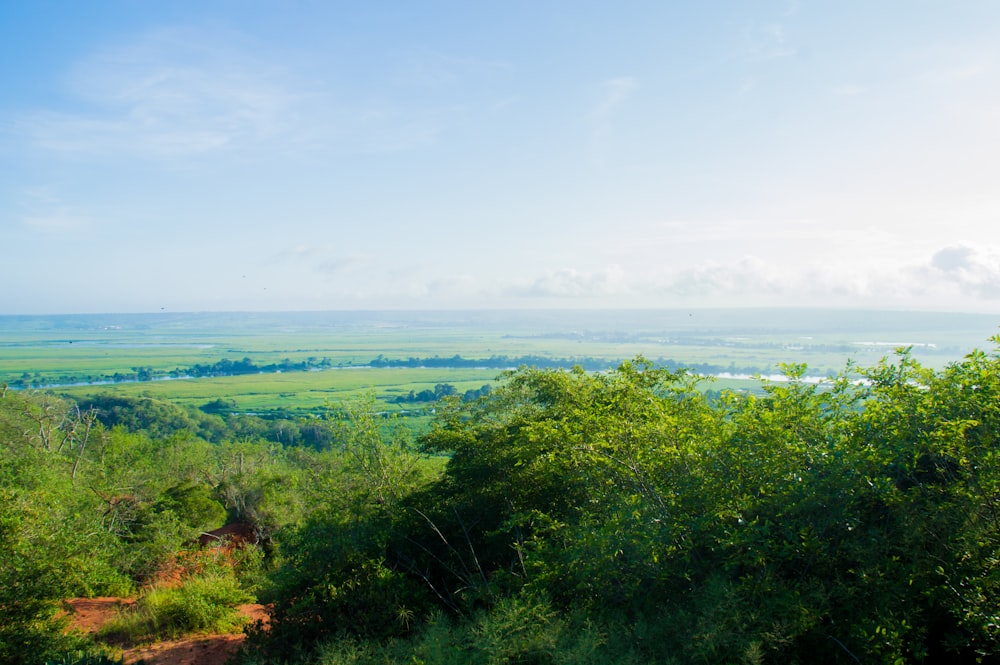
[14, 26, 461, 161]
[21, 212, 88, 233]
[588, 76, 637, 166]
[20, 27, 303, 158]
[919, 51, 995, 84]
[745, 22, 796, 60]
[317, 255, 371, 276]
[831, 84, 866, 96]
[781, 0, 800, 18]
[17, 187, 90, 234]
[268, 244, 326, 264]
[392, 52, 512, 89]
[268, 245, 374, 278]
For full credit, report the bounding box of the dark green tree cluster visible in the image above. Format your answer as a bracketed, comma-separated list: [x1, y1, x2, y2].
[6, 356, 334, 389]
[184, 356, 332, 379]
[392, 383, 492, 405]
[249, 343, 1000, 664]
[75, 394, 329, 448]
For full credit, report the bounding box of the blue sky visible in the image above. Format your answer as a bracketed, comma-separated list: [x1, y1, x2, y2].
[4, 1, 1000, 313]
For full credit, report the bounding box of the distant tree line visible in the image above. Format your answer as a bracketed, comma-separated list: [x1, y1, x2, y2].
[370, 354, 619, 371]
[368, 353, 799, 378]
[392, 383, 492, 404]
[7, 356, 334, 389]
[181, 356, 332, 378]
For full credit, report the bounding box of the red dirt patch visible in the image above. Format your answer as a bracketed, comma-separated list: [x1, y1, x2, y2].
[62, 598, 268, 665]
[122, 634, 245, 665]
[62, 598, 135, 633]
[62, 522, 269, 664]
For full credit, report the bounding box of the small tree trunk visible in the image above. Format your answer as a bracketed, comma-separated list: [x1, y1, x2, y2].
[71, 410, 97, 483]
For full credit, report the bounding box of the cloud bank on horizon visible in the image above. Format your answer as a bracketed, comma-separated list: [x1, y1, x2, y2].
[3, 1, 1000, 314]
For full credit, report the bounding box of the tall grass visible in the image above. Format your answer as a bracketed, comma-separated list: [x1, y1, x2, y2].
[44, 652, 127, 665]
[98, 571, 252, 645]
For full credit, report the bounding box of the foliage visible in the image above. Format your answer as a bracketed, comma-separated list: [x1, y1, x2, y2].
[292, 594, 607, 665]
[98, 569, 252, 644]
[249, 343, 1000, 664]
[330, 393, 422, 507]
[0, 490, 91, 665]
[157, 481, 228, 533]
[248, 396, 434, 660]
[9, 330, 1000, 664]
[74, 394, 214, 441]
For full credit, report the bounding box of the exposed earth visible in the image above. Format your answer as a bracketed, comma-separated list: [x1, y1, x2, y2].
[62, 525, 268, 665]
[63, 597, 268, 665]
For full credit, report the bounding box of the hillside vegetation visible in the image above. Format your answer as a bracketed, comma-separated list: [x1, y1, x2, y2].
[4, 340, 1000, 663]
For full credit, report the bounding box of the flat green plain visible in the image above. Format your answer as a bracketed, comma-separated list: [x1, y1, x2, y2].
[53, 367, 503, 413]
[3, 309, 998, 413]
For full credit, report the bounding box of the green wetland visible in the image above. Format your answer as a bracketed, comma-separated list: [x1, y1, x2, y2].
[3, 308, 997, 414]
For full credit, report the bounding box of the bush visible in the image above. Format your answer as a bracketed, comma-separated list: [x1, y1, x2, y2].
[302, 597, 611, 665]
[98, 571, 252, 644]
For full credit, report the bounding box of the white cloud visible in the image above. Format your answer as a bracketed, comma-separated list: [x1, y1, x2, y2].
[920, 243, 1000, 298]
[663, 256, 784, 297]
[510, 265, 629, 298]
[488, 244, 1000, 310]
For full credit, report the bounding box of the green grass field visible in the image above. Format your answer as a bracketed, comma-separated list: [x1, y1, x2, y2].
[55, 366, 503, 413]
[3, 309, 997, 413]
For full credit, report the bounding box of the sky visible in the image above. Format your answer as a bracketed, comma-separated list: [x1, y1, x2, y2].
[3, 1, 1000, 314]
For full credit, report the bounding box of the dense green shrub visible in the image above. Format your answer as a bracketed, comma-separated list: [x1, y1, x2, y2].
[250, 345, 1000, 663]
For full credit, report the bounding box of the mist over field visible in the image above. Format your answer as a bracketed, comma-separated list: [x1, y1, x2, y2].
[4, 307, 998, 374]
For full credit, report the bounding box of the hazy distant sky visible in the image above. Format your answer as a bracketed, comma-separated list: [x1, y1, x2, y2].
[4, 1, 1000, 314]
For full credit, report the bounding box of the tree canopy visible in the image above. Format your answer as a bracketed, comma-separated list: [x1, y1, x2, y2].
[6, 341, 1000, 663]
[255, 345, 1000, 663]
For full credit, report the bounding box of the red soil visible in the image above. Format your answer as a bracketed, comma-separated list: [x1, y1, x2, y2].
[62, 598, 268, 665]
[62, 525, 269, 665]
